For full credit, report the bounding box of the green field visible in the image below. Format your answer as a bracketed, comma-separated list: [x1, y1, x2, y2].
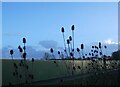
[2, 59, 120, 86]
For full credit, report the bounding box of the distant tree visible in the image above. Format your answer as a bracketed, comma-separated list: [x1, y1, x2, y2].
[112, 50, 120, 60]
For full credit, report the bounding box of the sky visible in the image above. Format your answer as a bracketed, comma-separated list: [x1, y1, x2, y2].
[1, 2, 118, 59]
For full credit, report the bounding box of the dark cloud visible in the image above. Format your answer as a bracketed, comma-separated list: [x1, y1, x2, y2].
[39, 40, 58, 49]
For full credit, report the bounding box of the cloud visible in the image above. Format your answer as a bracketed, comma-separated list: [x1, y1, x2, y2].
[39, 40, 58, 49]
[102, 39, 118, 45]
[2, 45, 46, 59]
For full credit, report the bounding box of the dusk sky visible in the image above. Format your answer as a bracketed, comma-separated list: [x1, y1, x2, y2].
[2, 2, 118, 59]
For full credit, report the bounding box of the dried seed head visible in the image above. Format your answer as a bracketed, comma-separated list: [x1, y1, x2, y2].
[67, 39, 70, 44]
[50, 48, 53, 53]
[58, 51, 60, 55]
[69, 36, 72, 41]
[18, 45, 23, 52]
[100, 52, 102, 55]
[104, 45, 107, 49]
[77, 48, 80, 52]
[32, 58, 34, 62]
[61, 27, 64, 33]
[99, 42, 101, 48]
[64, 49, 66, 52]
[81, 44, 84, 49]
[10, 50, 13, 55]
[23, 38, 26, 44]
[89, 53, 91, 55]
[71, 25, 75, 31]
[72, 49, 74, 52]
[23, 52, 27, 59]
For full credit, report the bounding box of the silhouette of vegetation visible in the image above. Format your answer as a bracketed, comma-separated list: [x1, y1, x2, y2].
[2, 25, 120, 87]
[112, 50, 120, 60]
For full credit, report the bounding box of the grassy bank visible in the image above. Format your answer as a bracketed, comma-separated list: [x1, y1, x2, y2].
[2, 59, 120, 86]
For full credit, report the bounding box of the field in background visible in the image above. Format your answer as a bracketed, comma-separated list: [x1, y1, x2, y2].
[2, 59, 120, 86]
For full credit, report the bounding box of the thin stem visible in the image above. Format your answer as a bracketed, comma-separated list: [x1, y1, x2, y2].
[62, 33, 68, 58]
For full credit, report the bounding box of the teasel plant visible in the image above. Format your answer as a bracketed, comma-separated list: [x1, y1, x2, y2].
[77, 48, 81, 59]
[71, 25, 75, 57]
[81, 44, 84, 74]
[66, 39, 73, 75]
[61, 27, 68, 58]
[67, 39, 71, 58]
[50, 48, 63, 77]
[22, 37, 30, 84]
[99, 42, 103, 57]
[10, 49, 20, 85]
[71, 25, 75, 75]
[77, 48, 82, 70]
[69, 36, 73, 53]
[69, 36, 75, 75]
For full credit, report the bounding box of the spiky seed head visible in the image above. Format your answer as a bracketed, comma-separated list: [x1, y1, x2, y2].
[20, 48, 23, 52]
[99, 42, 101, 48]
[81, 44, 84, 49]
[32, 58, 34, 62]
[83, 56, 85, 59]
[58, 51, 60, 55]
[18, 45, 23, 52]
[92, 53, 94, 56]
[64, 49, 66, 52]
[23, 52, 27, 59]
[67, 39, 70, 44]
[72, 49, 74, 52]
[104, 45, 107, 49]
[77, 48, 80, 52]
[23, 38, 26, 44]
[10, 50, 13, 55]
[95, 46, 97, 48]
[100, 52, 102, 55]
[92, 46, 94, 48]
[71, 25, 75, 31]
[89, 53, 91, 55]
[61, 27, 64, 33]
[69, 36, 72, 41]
[50, 48, 53, 53]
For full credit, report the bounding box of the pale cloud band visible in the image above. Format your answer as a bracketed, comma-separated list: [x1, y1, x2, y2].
[103, 39, 119, 45]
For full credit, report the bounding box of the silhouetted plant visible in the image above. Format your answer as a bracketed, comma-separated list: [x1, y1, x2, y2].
[71, 25, 75, 53]
[61, 27, 68, 58]
[69, 36, 73, 52]
[81, 44, 84, 59]
[50, 48, 54, 53]
[77, 48, 81, 59]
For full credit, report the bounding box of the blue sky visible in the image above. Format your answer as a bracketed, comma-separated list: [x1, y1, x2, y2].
[2, 2, 118, 58]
